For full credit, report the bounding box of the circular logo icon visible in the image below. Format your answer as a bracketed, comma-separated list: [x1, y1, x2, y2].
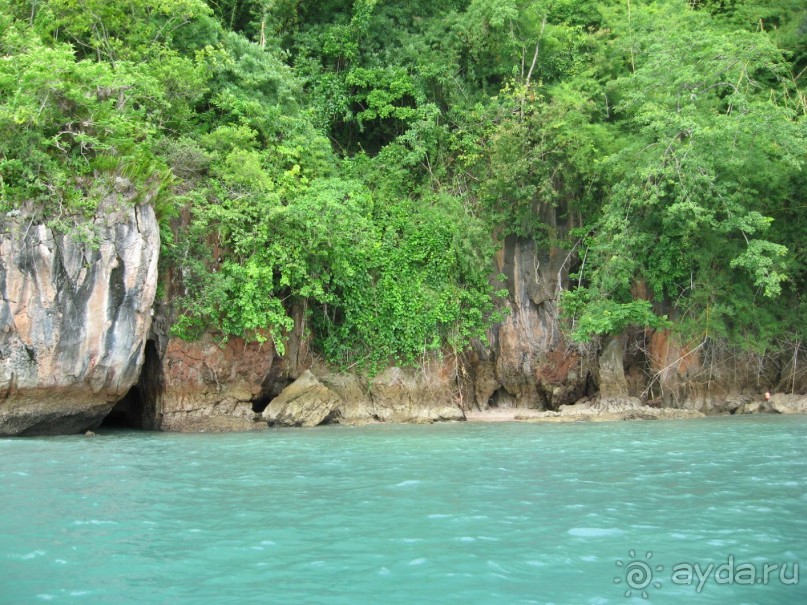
[615, 550, 663, 599]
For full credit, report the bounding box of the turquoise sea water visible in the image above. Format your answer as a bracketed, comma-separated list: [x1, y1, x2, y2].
[1, 416, 805, 605]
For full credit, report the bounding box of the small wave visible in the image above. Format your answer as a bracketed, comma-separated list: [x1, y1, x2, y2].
[394, 480, 420, 487]
[487, 560, 510, 574]
[568, 527, 624, 538]
[707, 539, 736, 547]
[10, 550, 46, 560]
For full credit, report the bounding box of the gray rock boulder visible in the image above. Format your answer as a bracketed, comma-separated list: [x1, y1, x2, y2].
[263, 370, 341, 427]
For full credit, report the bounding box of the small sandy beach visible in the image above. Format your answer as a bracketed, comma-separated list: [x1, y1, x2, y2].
[465, 408, 547, 422]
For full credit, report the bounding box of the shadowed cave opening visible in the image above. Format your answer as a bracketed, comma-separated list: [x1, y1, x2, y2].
[489, 387, 517, 409]
[250, 370, 291, 414]
[101, 339, 163, 429]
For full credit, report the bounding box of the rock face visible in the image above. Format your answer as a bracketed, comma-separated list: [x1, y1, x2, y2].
[490, 236, 565, 407]
[149, 324, 466, 431]
[366, 363, 465, 423]
[597, 336, 629, 399]
[466, 226, 594, 412]
[645, 330, 702, 405]
[157, 335, 284, 432]
[0, 203, 159, 435]
[640, 329, 807, 414]
[769, 394, 807, 414]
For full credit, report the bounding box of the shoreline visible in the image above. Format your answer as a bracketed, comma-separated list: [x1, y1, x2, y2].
[463, 406, 707, 423]
[462, 393, 807, 424]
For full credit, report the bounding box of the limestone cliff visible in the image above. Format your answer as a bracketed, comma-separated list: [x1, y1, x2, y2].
[0, 203, 159, 435]
[2, 195, 802, 435]
[462, 229, 805, 415]
[120, 195, 802, 429]
[465, 229, 594, 412]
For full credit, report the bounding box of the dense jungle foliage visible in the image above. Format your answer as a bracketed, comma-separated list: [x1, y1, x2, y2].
[1, 0, 805, 368]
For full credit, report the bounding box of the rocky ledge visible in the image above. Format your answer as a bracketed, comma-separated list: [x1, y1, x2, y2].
[736, 393, 807, 415]
[467, 397, 705, 423]
[151, 350, 466, 432]
[264, 367, 464, 428]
